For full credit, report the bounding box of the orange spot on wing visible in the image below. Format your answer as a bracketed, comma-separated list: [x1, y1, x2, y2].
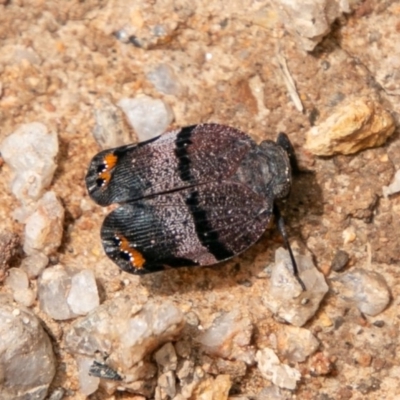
[104, 153, 118, 170]
[99, 171, 112, 185]
[119, 236, 146, 269]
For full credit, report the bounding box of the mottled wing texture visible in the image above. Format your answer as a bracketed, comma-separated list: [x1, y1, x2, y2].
[100, 181, 273, 274]
[86, 124, 253, 206]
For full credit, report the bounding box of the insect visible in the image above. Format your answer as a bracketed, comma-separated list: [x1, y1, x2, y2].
[86, 123, 305, 289]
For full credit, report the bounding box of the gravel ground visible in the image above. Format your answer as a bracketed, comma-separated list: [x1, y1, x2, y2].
[1, 1, 400, 399]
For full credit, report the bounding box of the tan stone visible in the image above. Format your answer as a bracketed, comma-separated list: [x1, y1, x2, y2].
[191, 375, 231, 400]
[305, 98, 395, 156]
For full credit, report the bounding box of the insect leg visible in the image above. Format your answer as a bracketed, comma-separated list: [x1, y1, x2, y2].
[273, 204, 306, 291]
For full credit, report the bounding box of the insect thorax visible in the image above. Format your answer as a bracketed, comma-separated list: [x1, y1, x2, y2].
[234, 140, 291, 202]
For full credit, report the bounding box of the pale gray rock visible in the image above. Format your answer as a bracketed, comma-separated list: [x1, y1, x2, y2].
[77, 356, 100, 396]
[13, 288, 36, 308]
[65, 297, 184, 394]
[256, 348, 301, 390]
[20, 253, 49, 279]
[23, 191, 65, 256]
[197, 309, 255, 365]
[337, 268, 390, 316]
[4, 267, 36, 306]
[118, 95, 174, 142]
[263, 247, 329, 327]
[67, 269, 100, 315]
[275, 325, 320, 362]
[147, 64, 183, 96]
[154, 342, 178, 372]
[38, 265, 77, 320]
[0, 295, 56, 400]
[4, 267, 29, 291]
[93, 98, 132, 149]
[38, 265, 99, 320]
[0, 122, 58, 205]
[276, 0, 350, 51]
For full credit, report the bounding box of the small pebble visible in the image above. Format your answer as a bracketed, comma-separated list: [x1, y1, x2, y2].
[118, 95, 174, 142]
[305, 98, 395, 156]
[23, 191, 65, 256]
[77, 356, 100, 395]
[65, 297, 185, 389]
[5, 268, 29, 291]
[20, 253, 49, 279]
[0, 122, 58, 205]
[154, 342, 178, 372]
[38, 265, 77, 320]
[66, 269, 100, 315]
[92, 99, 132, 149]
[276, 325, 320, 362]
[147, 64, 183, 96]
[263, 247, 329, 327]
[309, 352, 333, 376]
[156, 371, 176, 399]
[0, 296, 55, 398]
[256, 348, 301, 390]
[197, 310, 255, 364]
[337, 268, 390, 316]
[13, 288, 36, 307]
[331, 250, 349, 272]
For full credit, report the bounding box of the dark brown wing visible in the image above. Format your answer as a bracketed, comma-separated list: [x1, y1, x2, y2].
[85, 124, 254, 206]
[100, 181, 273, 274]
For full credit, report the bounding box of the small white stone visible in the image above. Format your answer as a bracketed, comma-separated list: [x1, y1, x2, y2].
[23, 191, 65, 256]
[263, 247, 329, 326]
[337, 268, 390, 316]
[197, 310, 255, 364]
[5, 268, 29, 291]
[65, 298, 185, 378]
[118, 95, 174, 142]
[13, 288, 36, 307]
[77, 356, 99, 396]
[154, 342, 177, 372]
[256, 348, 301, 390]
[67, 270, 100, 315]
[276, 325, 320, 362]
[276, 0, 350, 51]
[20, 253, 49, 279]
[92, 98, 132, 149]
[0, 122, 58, 205]
[38, 265, 77, 320]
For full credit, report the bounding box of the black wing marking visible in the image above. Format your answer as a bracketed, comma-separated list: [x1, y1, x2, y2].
[89, 361, 123, 381]
[85, 124, 254, 206]
[100, 181, 273, 274]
